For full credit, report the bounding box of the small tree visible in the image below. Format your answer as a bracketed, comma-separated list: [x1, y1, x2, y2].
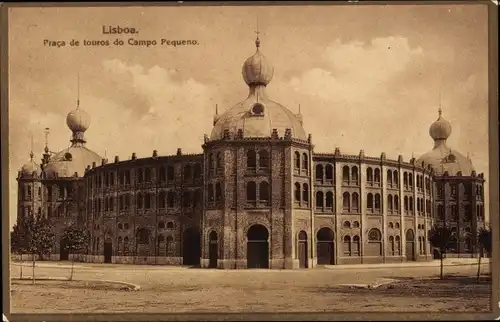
[25, 215, 56, 284]
[428, 225, 453, 279]
[60, 226, 89, 281]
[11, 220, 29, 279]
[477, 226, 492, 282]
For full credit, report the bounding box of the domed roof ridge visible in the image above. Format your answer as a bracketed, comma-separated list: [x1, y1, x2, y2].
[20, 151, 42, 177]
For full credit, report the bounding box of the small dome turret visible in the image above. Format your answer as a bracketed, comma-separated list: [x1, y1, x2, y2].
[20, 151, 41, 177]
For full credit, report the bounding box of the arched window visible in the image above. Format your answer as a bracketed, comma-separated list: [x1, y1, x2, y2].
[353, 221, 360, 228]
[184, 164, 192, 181]
[352, 236, 360, 256]
[302, 183, 309, 203]
[393, 171, 399, 187]
[247, 150, 257, 169]
[259, 150, 269, 169]
[342, 166, 350, 183]
[167, 166, 174, 181]
[183, 191, 192, 207]
[166, 222, 174, 229]
[207, 184, 214, 202]
[351, 166, 359, 185]
[387, 169, 393, 186]
[343, 192, 350, 211]
[366, 167, 373, 182]
[158, 221, 165, 229]
[403, 172, 408, 188]
[144, 193, 151, 209]
[194, 189, 202, 207]
[367, 228, 382, 256]
[325, 164, 334, 180]
[388, 222, 394, 229]
[194, 163, 202, 180]
[259, 181, 269, 201]
[389, 236, 395, 255]
[137, 168, 143, 183]
[215, 183, 222, 201]
[294, 151, 301, 169]
[216, 152, 222, 169]
[394, 195, 399, 212]
[374, 168, 381, 184]
[409, 197, 414, 212]
[167, 191, 176, 208]
[395, 222, 400, 229]
[159, 166, 166, 182]
[351, 192, 359, 211]
[325, 191, 334, 209]
[294, 183, 301, 202]
[118, 223, 123, 230]
[316, 164, 324, 181]
[404, 196, 409, 212]
[374, 194, 381, 211]
[145, 168, 151, 182]
[302, 153, 308, 171]
[208, 153, 213, 170]
[136, 228, 150, 244]
[104, 198, 109, 211]
[316, 191, 324, 208]
[343, 235, 352, 256]
[136, 193, 143, 209]
[408, 173, 413, 188]
[367, 193, 374, 210]
[343, 221, 351, 228]
[158, 191, 166, 209]
[388, 195, 393, 212]
[247, 181, 256, 201]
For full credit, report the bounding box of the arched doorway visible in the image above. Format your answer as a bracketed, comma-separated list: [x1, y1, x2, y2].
[182, 227, 201, 266]
[208, 231, 218, 268]
[104, 239, 113, 264]
[405, 229, 415, 261]
[316, 227, 335, 265]
[247, 224, 269, 269]
[60, 240, 69, 261]
[298, 231, 308, 268]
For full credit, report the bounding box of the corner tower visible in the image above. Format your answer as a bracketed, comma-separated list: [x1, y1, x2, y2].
[417, 108, 485, 257]
[201, 33, 314, 269]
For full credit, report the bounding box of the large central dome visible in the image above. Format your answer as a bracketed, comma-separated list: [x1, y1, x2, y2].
[210, 36, 307, 141]
[416, 109, 474, 176]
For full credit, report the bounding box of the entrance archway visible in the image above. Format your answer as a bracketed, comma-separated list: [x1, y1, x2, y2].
[208, 231, 218, 268]
[183, 227, 201, 266]
[298, 231, 308, 268]
[247, 224, 269, 269]
[316, 227, 335, 265]
[60, 240, 69, 261]
[104, 239, 112, 263]
[405, 229, 415, 261]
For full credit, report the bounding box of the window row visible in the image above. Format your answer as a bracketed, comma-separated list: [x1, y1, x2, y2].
[342, 221, 360, 229]
[89, 190, 203, 212]
[20, 186, 42, 201]
[246, 181, 271, 203]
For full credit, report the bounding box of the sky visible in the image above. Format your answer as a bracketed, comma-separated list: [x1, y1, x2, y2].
[8, 4, 490, 227]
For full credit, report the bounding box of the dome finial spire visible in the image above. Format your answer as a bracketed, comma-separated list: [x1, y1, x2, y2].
[29, 133, 34, 160]
[255, 16, 260, 49]
[438, 107, 442, 117]
[76, 71, 80, 110]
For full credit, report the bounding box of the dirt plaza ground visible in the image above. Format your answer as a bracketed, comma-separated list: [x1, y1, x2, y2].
[9, 260, 492, 313]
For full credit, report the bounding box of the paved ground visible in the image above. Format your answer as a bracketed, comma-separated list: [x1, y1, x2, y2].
[9, 259, 491, 313]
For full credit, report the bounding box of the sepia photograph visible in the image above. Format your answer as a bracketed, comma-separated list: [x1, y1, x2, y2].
[3, 2, 498, 320]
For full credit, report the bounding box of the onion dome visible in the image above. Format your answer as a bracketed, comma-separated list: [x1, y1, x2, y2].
[242, 36, 274, 86]
[20, 151, 42, 178]
[416, 109, 474, 176]
[429, 108, 452, 140]
[210, 35, 306, 140]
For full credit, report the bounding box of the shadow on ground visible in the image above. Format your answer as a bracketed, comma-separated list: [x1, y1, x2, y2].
[312, 274, 491, 300]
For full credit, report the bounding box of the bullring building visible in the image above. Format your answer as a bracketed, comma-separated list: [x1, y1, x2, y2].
[16, 36, 486, 269]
